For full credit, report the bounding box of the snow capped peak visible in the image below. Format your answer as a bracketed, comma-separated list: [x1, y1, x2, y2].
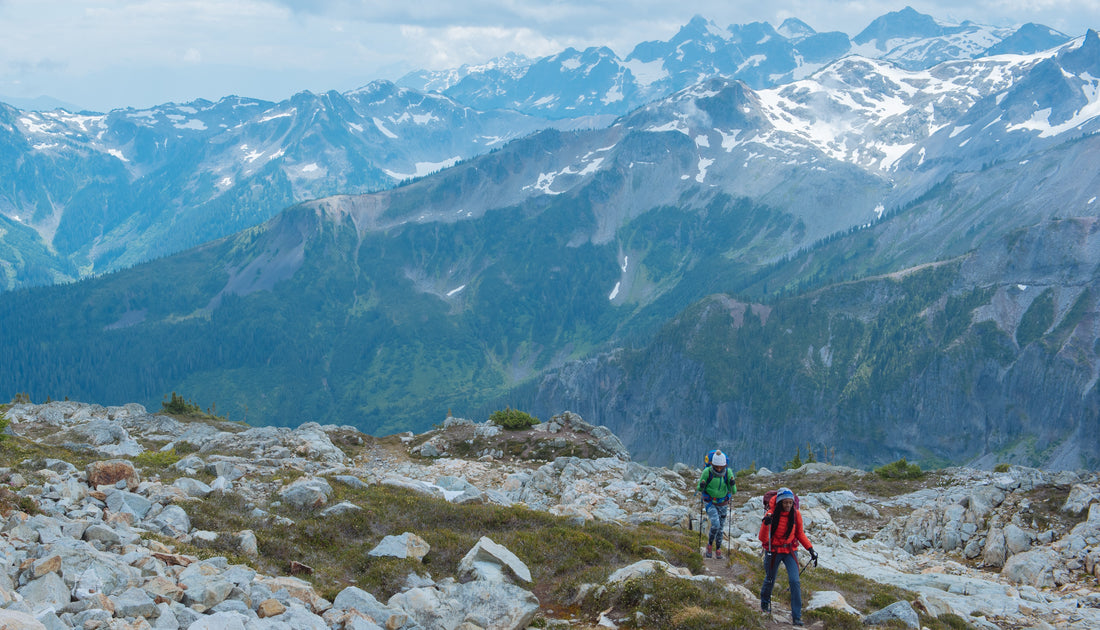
[778, 18, 816, 41]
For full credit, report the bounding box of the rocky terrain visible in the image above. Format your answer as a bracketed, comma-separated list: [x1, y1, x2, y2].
[0, 401, 1097, 629]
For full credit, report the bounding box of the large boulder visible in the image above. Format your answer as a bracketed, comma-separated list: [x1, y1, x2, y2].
[389, 579, 538, 630]
[862, 601, 919, 629]
[1061, 484, 1099, 515]
[458, 537, 531, 584]
[86, 460, 140, 489]
[279, 477, 333, 510]
[368, 533, 430, 561]
[1002, 549, 1059, 588]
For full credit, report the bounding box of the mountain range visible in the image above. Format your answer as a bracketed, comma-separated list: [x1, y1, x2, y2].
[1, 9, 1099, 471]
[397, 7, 1069, 118]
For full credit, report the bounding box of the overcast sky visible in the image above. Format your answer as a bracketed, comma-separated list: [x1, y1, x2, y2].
[2, 1, 1098, 112]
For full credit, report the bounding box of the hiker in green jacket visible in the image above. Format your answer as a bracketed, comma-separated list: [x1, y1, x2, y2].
[697, 450, 736, 559]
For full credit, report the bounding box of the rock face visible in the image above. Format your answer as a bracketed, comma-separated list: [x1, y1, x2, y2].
[1, 401, 1099, 629]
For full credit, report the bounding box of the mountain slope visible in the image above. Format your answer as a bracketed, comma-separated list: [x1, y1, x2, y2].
[3, 36, 1100, 469]
[0, 84, 585, 290]
[515, 130, 1100, 470]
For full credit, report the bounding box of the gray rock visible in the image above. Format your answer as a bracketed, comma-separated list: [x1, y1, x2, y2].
[805, 590, 860, 615]
[435, 476, 476, 492]
[64, 419, 144, 457]
[172, 455, 205, 472]
[1002, 549, 1059, 588]
[82, 523, 121, 546]
[982, 527, 1007, 568]
[238, 530, 259, 557]
[18, 571, 70, 608]
[390, 580, 537, 630]
[606, 560, 692, 584]
[1003, 523, 1032, 556]
[111, 586, 158, 618]
[206, 460, 246, 481]
[368, 533, 430, 561]
[186, 611, 250, 629]
[104, 488, 154, 519]
[279, 477, 333, 510]
[278, 604, 330, 629]
[458, 537, 531, 584]
[149, 504, 191, 537]
[172, 477, 213, 498]
[332, 475, 370, 490]
[862, 601, 919, 629]
[179, 565, 235, 608]
[1062, 484, 1099, 515]
[151, 602, 179, 629]
[320, 501, 362, 517]
[0, 609, 47, 629]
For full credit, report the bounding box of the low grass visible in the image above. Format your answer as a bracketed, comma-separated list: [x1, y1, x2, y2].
[584, 571, 763, 629]
[185, 482, 710, 620]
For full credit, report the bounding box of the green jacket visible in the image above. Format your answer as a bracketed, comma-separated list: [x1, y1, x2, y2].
[697, 466, 736, 503]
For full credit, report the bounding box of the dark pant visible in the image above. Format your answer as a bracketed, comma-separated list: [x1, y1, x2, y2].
[761, 551, 802, 622]
[704, 501, 728, 547]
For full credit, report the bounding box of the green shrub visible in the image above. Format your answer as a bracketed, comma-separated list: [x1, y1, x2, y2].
[874, 458, 924, 480]
[132, 449, 182, 470]
[993, 463, 1010, 473]
[161, 392, 204, 416]
[489, 408, 540, 430]
[161, 392, 225, 420]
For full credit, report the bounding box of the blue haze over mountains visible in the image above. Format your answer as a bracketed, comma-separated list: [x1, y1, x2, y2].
[1, 8, 1099, 470]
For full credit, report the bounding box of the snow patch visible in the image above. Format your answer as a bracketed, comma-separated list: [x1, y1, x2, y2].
[373, 117, 398, 139]
[301, 163, 320, 173]
[107, 149, 129, 162]
[259, 110, 294, 123]
[694, 134, 710, 148]
[608, 282, 621, 300]
[622, 58, 668, 87]
[695, 157, 714, 183]
[645, 121, 690, 135]
[382, 156, 462, 180]
[446, 285, 466, 297]
[173, 119, 207, 131]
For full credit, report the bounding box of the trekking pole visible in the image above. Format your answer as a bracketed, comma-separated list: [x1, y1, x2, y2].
[778, 556, 811, 596]
[697, 493, 703, 553]
[725, 501, 732, 560]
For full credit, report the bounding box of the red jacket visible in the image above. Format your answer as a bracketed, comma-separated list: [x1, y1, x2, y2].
[758, 507, 812, 554]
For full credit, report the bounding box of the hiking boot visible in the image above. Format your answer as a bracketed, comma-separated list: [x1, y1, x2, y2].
[793, 620, 804, 627]
[715, 548, 723, 559]
[705, 544, 713, 558]
[760, 602, 770, 613]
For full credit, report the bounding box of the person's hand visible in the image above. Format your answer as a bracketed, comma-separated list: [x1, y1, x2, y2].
[762, 513, 772, 525]
[809, 548, 819, 567]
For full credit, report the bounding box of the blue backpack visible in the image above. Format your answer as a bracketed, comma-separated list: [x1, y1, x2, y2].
[702, 449, 734, 487]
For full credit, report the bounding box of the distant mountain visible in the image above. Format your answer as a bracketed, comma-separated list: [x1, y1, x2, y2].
[0, 83, 601, 290]
[399, 10, 1070, 119]
[0, 10, 1075, 294]
[2, 32, 1099, 473]
[0, 94, 84, 112]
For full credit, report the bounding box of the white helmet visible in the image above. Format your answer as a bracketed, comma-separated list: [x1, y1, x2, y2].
[711, 451, 727, 467]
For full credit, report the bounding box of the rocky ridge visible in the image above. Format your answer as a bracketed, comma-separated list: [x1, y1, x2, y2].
[0, 401, 1097, 629]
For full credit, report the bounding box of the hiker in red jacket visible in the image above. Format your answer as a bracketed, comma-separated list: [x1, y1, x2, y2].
[758, 487, 817, 627]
